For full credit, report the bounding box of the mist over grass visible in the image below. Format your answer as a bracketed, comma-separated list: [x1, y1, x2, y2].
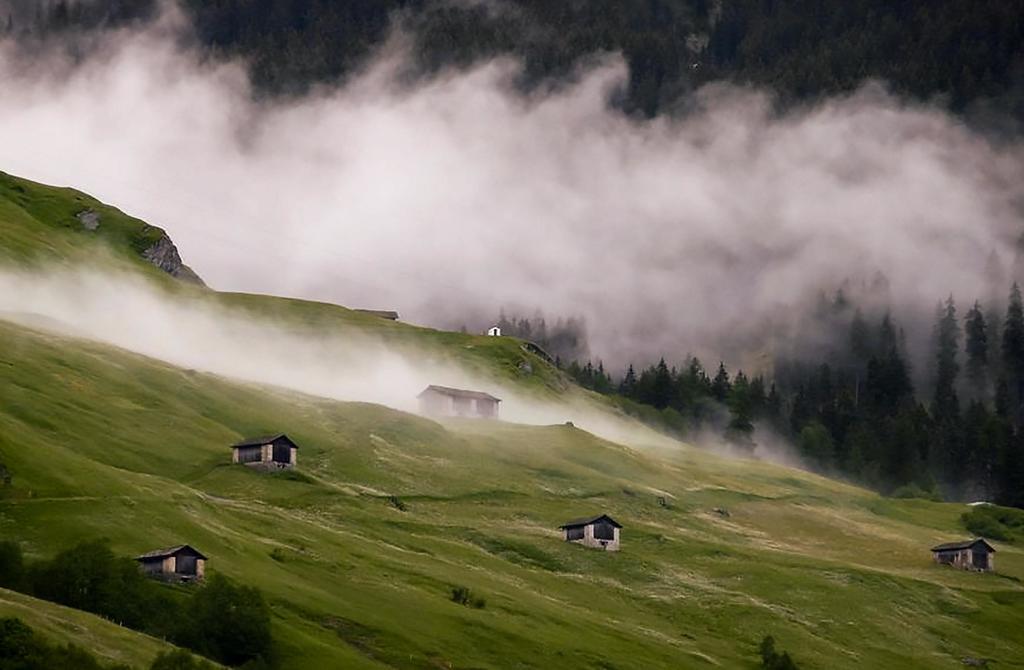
[1, 2, 1022, 371]
[0, 264, 682, 449]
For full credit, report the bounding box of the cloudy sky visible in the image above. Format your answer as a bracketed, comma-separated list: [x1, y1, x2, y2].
[1, 8, 1023, 368]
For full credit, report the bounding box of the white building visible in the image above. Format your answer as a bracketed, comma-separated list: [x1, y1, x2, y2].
[487, 326, 501, 336]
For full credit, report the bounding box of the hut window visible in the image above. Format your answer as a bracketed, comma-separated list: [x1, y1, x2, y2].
[239, 447, 261, 463]
[593, 522, 615, 541]
[566, 526, 584, 541]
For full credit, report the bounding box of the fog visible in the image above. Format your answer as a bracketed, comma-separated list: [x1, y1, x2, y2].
[1, 4, 1024, 371]
[0, 264, 680, 448]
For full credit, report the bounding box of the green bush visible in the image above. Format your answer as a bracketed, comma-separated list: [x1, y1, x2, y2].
[450, 586, 486, 609]
[759, 635, 799, 670]
[149, 649, 217, 670]
[16, 539, 274, 667]
[0, 616, 125, 670]
[0, 541, 24, 591]
[961, 505, 1024, 543]
[174, 574, 273, 666]
[29, 539, 163, 630]
[890, 484, 943, 502]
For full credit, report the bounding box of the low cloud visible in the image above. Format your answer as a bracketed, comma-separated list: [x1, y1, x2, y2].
[1, 7, 1023, 370]
[0, 265, 679, 448]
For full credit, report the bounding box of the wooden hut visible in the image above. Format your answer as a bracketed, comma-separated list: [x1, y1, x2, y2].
[355, 309, 399, 320]
[559, 514, 622, 551]
[231, 434, 299, 469]
[931, 538, 995, 571]
[136, 545, 206, 581]
[418, 385, 500, 419]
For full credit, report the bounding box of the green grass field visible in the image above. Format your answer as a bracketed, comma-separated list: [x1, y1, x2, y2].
[1, 172, 1023, 669]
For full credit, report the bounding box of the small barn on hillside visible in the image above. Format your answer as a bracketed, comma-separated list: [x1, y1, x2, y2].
[931, 538, 995, 571]
[136, 545, 206, 581]
[356, 309, 400, 320]
[559, 514, 622, 551]
[231, 434, 299, 469]
[487, 326, 501, 336]
[418, 385, 500, 419]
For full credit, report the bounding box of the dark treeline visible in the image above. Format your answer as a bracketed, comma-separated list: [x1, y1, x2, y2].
[494, 311, 588, 364]
[0, 539, 272, 668]
[8, 1, 1024, 119]
[565, 284, 1024, 510]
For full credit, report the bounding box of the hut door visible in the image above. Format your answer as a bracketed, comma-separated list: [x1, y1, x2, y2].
[272, 443, 291, 463]
[177, 555, 197, 575]
[593, 522, 615, 541]
[972, 548, 988, 569]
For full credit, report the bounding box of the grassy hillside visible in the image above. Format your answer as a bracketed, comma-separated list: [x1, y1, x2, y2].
[2, 319, 1023, 669]
[1, 172, 1023, 668]
[0, 587, 199, 668]
[0, 171, 570, 397]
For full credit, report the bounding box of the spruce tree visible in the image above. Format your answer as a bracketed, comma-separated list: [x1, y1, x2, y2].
[850, 308, 871, 361]
[964, 301, 989, 401]
[1003, 283, 1024, 422]
[619, 365, 637, 398]
[711, 362, 731, 402]
[726, 371, 755, 450]
[931, 296, 960, 418]
[651, 359, 673, 409]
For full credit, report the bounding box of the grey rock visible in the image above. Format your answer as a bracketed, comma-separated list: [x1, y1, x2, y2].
[76, 209, 101, 230]
[142, 232, 206, 286]
[517, 360, 533, 375]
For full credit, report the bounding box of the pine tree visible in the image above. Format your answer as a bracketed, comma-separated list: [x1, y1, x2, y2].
[726, 371, 755, 450]
[850, 308, 871, 361]
[619, 364, 637, 398]
[651, 358, 673, 409]
[1003, 283, 1024, 422]
[931, 296, 960, 418]
[711, 362, 731, 402]
[964, 301, 989, 401]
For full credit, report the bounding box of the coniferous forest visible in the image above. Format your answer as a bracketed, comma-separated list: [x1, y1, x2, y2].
[547, 284, 1024, 510]
[7, 0, 1024, 120]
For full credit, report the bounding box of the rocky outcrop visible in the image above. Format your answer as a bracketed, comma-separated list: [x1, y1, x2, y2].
[76, 209, 101, 230]
[142, 232, 205, 286]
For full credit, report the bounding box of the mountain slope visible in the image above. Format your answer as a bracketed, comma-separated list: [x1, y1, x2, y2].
[0, 587, 201, 668]
[2, 318, 1023, 669]
[1, 173, 1023, 668]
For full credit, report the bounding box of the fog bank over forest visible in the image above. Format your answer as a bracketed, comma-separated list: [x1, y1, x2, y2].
[1, 4, 1023, 371]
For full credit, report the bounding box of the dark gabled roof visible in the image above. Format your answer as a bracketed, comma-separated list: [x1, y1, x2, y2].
[930, 538, 996, 553]
[559, 514, 622, 530]
[135, 544, 207, 561]
[417, 385, 501, 402]
[231, 433, 299, 449]
[355, 309, 399, 320]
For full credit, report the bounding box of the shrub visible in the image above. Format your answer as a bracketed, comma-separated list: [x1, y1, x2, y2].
[891, 484, 943, 502]
[450, 586, 485, 609]
[0, 541, 24, 591]
[387, 495, 407, 512]
[149, 649, 217, 670]
[0, 616, 116, 670]
[29, 539, 160, 629]
[962, 505, 1024, 543]
[759, 635, 799, 670]
[174, 574, 273, 666]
